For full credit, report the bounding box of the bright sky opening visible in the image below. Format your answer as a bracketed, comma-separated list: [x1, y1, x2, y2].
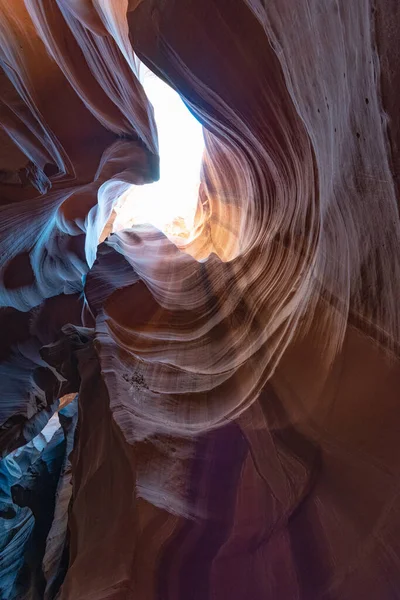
[113, 65, 205, 239]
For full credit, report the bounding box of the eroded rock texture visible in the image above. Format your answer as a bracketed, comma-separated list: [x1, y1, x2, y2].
[1, 1, 400, 598]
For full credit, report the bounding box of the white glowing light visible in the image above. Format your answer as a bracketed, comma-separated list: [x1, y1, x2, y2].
[113, 65, 205, 239]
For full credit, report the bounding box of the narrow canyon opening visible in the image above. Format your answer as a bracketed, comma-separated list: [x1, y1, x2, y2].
[112, 65, 205, 241]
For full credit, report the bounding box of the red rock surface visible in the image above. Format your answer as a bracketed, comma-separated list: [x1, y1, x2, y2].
[1, 1, 400, 599]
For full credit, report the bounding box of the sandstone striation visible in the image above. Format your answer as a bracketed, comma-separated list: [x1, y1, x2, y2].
[1, 1, 400, 598]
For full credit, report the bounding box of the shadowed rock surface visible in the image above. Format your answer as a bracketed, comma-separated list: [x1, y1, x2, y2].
[1, 1, 400, 598]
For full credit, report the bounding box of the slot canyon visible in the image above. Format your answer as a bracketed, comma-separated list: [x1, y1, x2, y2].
[1, 1, 400, 598]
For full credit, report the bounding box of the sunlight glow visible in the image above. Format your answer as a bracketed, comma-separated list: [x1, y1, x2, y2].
[113, 65, 205, 240]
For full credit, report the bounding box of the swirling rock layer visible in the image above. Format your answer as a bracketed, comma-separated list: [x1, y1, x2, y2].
[1, 1, 400, 599]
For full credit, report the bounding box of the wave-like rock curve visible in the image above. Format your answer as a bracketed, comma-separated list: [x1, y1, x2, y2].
[1, 1, 400, 599]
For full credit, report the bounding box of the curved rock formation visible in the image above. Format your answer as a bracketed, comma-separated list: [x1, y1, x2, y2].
[1, 1, 400, 599]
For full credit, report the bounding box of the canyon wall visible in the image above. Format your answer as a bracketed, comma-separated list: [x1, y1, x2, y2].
[1, 1, 400, 598]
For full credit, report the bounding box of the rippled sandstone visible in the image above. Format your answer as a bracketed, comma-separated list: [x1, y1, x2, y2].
[1, 1, 400, 599]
